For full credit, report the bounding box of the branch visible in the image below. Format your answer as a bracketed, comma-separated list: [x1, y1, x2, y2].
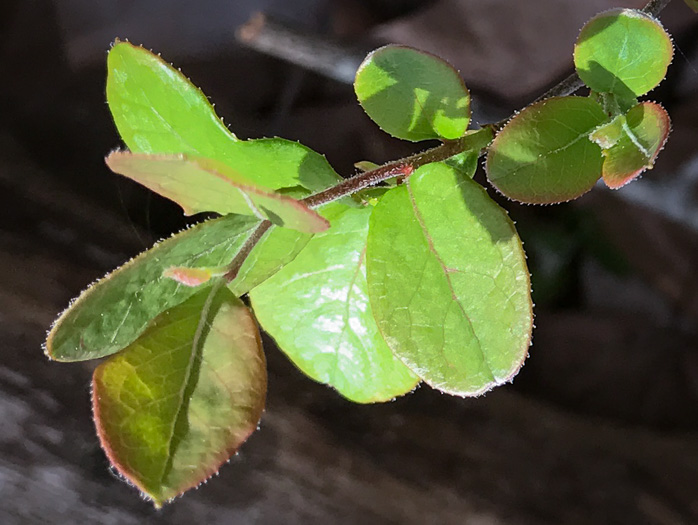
[223, 220, 272, 282]
[236, 13, 508, 123]
[523, 0, 673, 111]
[227, 0, 674, 285]
[301, 139, 466, 209]
[236, 13, 369, 84]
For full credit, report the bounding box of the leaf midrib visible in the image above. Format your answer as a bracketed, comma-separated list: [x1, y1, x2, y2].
[157, 282, 223, 492]
[405, 180, 495, 381]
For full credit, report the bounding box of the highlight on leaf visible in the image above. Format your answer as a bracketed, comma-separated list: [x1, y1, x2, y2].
[486, 96, 607, 204]
[106, 151, 329, 233]
[591, 101, 671, 189]
[92, 286, 266, 507]
[574, 9, 673, 99]
[354, 45, 470, 142]
[251, 203, 419, 403]
[366, 163, 532, 396]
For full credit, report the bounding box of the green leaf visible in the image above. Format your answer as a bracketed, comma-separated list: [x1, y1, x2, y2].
[486, 96, 607, 204]
[443, 149, 479, 179]
[157, 226, 315, 299]
[250, 203, 419, 403]
[106, 152, 329, 233]
[354, 45, 470, 142]
[366, 163, 532, 396]
[354, 160, 380, 172]
[92, 286, 266, 507]
[574, 9, 673, 99]
[228, 225, 313, 296]
[593, 102, 671, 189]
[107, 41, 340, 193]
[589, 113, 625, 149]
[46, 214, 257, 362]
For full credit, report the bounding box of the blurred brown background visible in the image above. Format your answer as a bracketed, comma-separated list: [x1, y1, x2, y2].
[1, 0, 698, 523]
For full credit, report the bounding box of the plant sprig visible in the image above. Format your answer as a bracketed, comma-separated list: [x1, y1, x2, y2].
[44, 0, 685, 506]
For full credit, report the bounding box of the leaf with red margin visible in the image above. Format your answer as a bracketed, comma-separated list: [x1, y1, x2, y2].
[106, 152, 329, 233]
[92, 286, 266, 507]
[591, 102, 671, 189]
[485, 96, 607, 204]
[366, 163, 532, 396]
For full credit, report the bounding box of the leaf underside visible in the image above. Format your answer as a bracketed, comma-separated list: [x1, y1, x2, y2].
[366, 163, 532, 396]
[106, 152, 329, 233]
[251, 203, 419, 403]
[93, 286, 266, 507]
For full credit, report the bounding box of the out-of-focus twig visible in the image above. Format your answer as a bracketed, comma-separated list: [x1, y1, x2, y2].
[235, 12, 509, 123]
[236, 12, 370, 84]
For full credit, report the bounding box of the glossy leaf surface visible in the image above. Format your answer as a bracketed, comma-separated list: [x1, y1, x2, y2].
[251, 203, 419, 402]
[594, 102, 671, 189]
[574, 9, 673, 98]
[93, 287, 266, 507]
[486, 96, 607, 204]
[106, 152, 329, 233]
[366, 163, 532, 396]
[107, 41, 340, 192]
[46, 214, 257, 361]
[354, 45, 470, 142]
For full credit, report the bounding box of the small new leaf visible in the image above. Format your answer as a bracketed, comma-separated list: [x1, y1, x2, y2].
[106, 152, 329, 233]
[366, 163, 532, 396]
[354, 45, 470, 142]
[93, 286, 266, 507]
[595, 102, 671, 189]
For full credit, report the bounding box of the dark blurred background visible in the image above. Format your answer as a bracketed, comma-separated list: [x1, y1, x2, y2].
[1, 0, 698, 523]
